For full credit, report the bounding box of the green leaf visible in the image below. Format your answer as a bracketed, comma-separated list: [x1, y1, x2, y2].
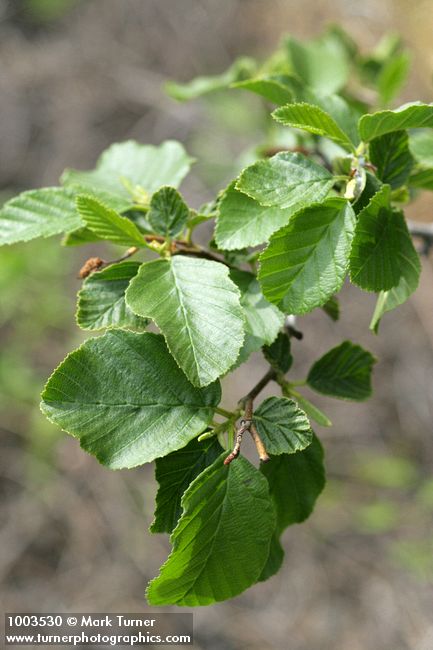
[258, 534, 284, 582]
[40, 331, 220, 469]
[232, 75, 295, 105]
[261, 434, 325, 530]
[259, 198, 355, 314]
[147, 186, 189, 238]
[151, 437, 223, 534]
[165, 57, 257, 101]
[273, 102, 356, 151]
[377, 52, 411, 106]
[76, 195, 145, 247]
[359, 102, 433, 141]
[76, 261, 149, 331]
[409, 131, 433, 167]
[62, 140, 193, 200]
[0, 188, 81, 245]
[215, 181, 294, 250]
[62, 226, 103, 246]
[263, 332, 292, 373]
[307, 341, 376, 401]
[236, 152, 334, 209]
[321, 295, 340, 321]
[231, 270, 284, 361]
[370, 235, 421, 332]
[353, 172, 382, 215]
[304, 93, 361, 147]
[254, 396, 313, 455]
[289, 392, 332, 428]
[350, 185, 418, 292]
[325, 24, 359, 59]
[125, 256, 245, 387]
[409, 168, 433, 191]
[146, 455, 276, 606]
[369, 131, 414, 189]
[285, 35, 349, 95]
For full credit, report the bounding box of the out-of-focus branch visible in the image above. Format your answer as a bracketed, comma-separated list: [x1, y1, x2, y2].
[408, 220, 433, 255]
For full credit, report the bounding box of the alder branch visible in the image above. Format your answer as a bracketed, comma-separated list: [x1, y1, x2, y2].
[78, 234, 234, 278]
[224, 370, 276, 465]
[407, 220, 433, 240]
[408, 220, 433, 255]
[78, 246, 139, 278]
[224, 320, 303, 465]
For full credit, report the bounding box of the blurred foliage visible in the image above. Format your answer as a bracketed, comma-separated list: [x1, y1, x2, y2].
[23, 0, 81, 22]
[0, 236, 78, 466]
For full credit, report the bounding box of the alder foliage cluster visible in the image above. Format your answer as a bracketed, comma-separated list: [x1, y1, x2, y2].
[1, 27, 431, 605]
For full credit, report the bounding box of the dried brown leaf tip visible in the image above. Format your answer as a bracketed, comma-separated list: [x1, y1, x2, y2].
[78, 256, 104, 279]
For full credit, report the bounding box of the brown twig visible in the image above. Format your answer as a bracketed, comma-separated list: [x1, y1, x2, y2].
[249, 423, 270, 463]
[78, 246, 139, 279]
[223, 418, 251, 465]
[224, 372, 276, 465]
[241, 369, 277, 404]
[223, 319, 305, 465]
[78, 233, 234, 279]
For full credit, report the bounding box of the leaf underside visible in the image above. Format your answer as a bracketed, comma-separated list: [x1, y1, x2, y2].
[126, 255, 245, 387]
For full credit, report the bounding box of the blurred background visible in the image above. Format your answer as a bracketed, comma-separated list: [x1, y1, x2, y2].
[1, 1, 433, 649]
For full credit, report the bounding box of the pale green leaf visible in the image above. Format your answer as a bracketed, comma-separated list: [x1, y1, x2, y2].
[165, 57, 257, 101]
[285, 35, 349, 95]
[307, 341, 376, 401]
[289, 393, 332, 428]
[40, 331, 220, 469]
[261, 434, 325, 530]
[303, 93, 361, 147]
[232, 75, 295, 105]
[254, 396, 313, 455]
[215, 181, 294, 250]
[62, 226, 103, 246]
[151, 437, 223, 534]
[231, 269, 284, 349]
[409, 131, 433, 167]
[148, 186, 189, 238]
[76, 195, 145, 247]
[273, 102, 356, 151]
[62, 140, 193, 199]
[0, 188, 81, 245]
[236, 152, 334, 209]
[359, 102, 433, 141]
[125, 256, 245, 387]
[146, 455, 275, 606]
[76, 261, 149, 331]
[409, 168, 433, 190]
[377, 52, 411, 106]
[259, 198, 355, 314]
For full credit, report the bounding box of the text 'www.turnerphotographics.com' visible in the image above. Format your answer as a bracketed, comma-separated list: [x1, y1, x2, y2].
[4, 613, 193, 646]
